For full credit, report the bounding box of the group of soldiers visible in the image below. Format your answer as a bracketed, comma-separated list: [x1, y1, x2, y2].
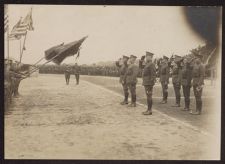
[4, 59, 27, 109]
[116, 51, 205, 115]
[64, 63, 81, 85]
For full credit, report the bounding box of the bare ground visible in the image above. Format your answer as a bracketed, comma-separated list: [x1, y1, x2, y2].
[5, 74, 220, 159]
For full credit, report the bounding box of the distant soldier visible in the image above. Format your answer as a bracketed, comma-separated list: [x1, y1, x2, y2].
[139, 52, 156, 115]
[64, 65, 71, 85]
[125, 55, 139, 107]
[115, 55, 129, 105]
[159, 56, 170, 104]
[181, 56, 194, 111]
[171, 55, 182, 107]
[10, 62, 23, 97]
[191, 54, 205, 115]
[74, 63, 81, 85]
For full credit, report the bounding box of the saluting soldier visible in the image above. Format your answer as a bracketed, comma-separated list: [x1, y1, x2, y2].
[115, 55, 129, 105]
[64, 64, 71, 85]
[139, 52, 156, 115]
[125, 55, 139, 107]
[171, 55, 182, 107]
[181, 56, 194, 111]
[159, 56, 170, 104]
[74, 63, 81, 85]
[191, 54, 205, 115]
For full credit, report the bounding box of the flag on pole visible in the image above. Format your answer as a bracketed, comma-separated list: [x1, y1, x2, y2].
[4, 5, 9, 33]
[45, 36, 88, 65]
[9, 18, 27, 40]
[8, 8, 34, 40]
[20, 8, 34, 31]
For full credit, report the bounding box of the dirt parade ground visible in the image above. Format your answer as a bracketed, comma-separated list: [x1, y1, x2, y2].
[5, 74, 220, 159]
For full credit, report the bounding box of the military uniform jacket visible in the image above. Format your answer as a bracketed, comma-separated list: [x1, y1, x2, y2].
[116, 62, 128, 83]
[141, 61, 156, 86]
[181, 63, 192, 86]
[125, 63, 139, 84]
[160, 63, 170, 83]
[73, 65, 80, 74]
[192, 63, 205, 86]
[172, 66, 182, 84]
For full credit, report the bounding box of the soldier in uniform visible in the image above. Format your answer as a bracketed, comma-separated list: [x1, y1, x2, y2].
[181, 56, 194, 111]
[11, 62, 23, 97]
[125, 55, 139, 107]
[74, 63, 81, 85]
[139, 52, 156, 115]
[171, 55, 182, 107]
[115, 55, 129, 105]
[64, 65, 71, 85]
[191, 54, 205, 115]
[159, 56, 170, 104]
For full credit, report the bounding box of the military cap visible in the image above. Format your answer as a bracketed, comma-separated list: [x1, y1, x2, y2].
[123, 55, 129, 59]
[146, 51, 154, 57]
[163, 55, 169, 60]
[130, 55, 137, 59]
[174, 55, 183, 63]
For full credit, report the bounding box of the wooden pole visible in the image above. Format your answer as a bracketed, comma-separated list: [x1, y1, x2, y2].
[19, 32, 27, 63]
[19, 39, 22, 62]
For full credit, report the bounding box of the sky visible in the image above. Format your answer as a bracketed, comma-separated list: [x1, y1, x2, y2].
[4, 5, 206, 65]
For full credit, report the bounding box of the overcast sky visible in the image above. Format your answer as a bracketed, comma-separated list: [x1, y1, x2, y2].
[5, 5, 205, 65]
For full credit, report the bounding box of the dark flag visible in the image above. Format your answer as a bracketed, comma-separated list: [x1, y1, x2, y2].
[45, 36, 88, 65]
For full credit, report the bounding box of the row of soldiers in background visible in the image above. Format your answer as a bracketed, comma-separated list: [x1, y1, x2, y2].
[39, 64, 119, 77]
[116, 51, 205, 115]
[64, 63, 81, 85]
[4, 59, 27, 110]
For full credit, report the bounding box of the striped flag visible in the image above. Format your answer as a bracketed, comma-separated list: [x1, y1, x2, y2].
[9, 8, 34, 40]
[4, 5, 9, 33]
[20, 8, 34, 31]
[9, 18, 27, 40]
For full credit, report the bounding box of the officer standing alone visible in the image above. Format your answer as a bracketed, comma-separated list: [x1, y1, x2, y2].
[159, 56, 170, 104]
[139, 52, 156, 115]
[115, 55, 129, 105]
[125, 55, 139, 107]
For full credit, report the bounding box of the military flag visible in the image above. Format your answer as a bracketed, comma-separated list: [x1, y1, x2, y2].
[20, 8, 34, 31]
[9, 8, 34, 40]
[45, 36, 88, 65]
[9, 18, 27, 40]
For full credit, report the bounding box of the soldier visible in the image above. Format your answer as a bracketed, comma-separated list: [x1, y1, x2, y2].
[191, 54, 205, 115]
[74, 63, 81, 85]
[64, 65, 71, 85]
[11, 62, 23, 97]
[171, 55, 182, 107]
[125, 55, 139, 107]
[181, 56, 194, 111]
[115, 55, 129, 105]
[139, 52, 156, 115]
[159, 56, 170, 104]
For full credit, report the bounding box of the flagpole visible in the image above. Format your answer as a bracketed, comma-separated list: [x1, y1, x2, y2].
[7, 24, 9, 61]
[6, 5, 9, 61]
[19, 31, 27, 63]
[19, 39, 22, 61]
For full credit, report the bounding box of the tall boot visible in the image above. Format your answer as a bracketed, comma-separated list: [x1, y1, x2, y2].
[199, 101, 202, 114]
[120, 93, 128, 105]
[182, 100, 188, 111]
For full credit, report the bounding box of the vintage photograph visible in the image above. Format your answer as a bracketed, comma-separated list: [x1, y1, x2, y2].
[4, 5, 222, 159]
